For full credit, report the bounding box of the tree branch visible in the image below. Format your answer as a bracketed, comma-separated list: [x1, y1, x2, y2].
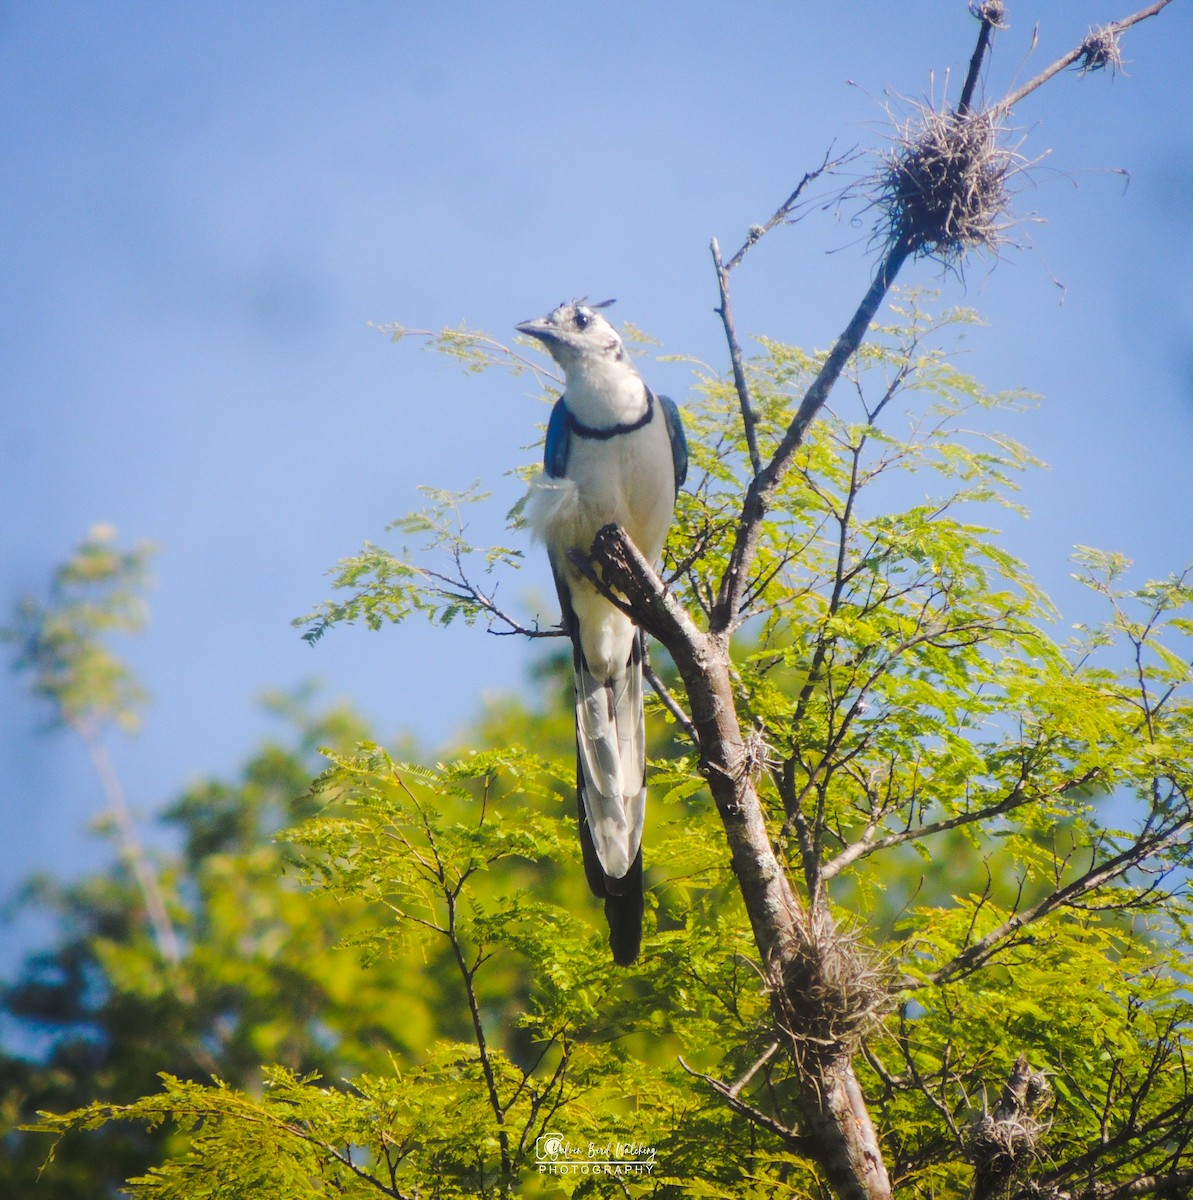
[73, 717, 183, 972]
[1026, 1093, 1193, 1195]
[422, 558, 566, 640]
[993, 0, 1174, 115]
[641, 637, 700, 749]
[723, 145, 854, 271]
[711, 240, 910, 635]
[928, 819, 1192, 986]
[678, 1055, 813, 1151]
[711, 236, 763, 478]
[588, 523, 892, 1200]
[443, 874, 511, 1174]
[1087, 1170, 1193, 1200]
[957, 3, 1002, 117]
[820, 769, 1100, 881]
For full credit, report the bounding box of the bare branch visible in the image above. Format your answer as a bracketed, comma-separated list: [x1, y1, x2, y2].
[72, 717, 184, 972]
[641, 637, 700, 749]
[729, 1040, 782, 1098]
[1086, 1170, 1193, 1200]
[958, 3, 1004, 117]
[723, 145, 855, 271]
[678, 1055, 813, 1150]
[993, 0, 1175, 115]
[928, 820, 1193, 986]
[712, 240, 910, 634]
[711, 236, 763, 478]
[422, 553, 566, 640]
[707, 0, 1173, 640]
[820, 769, 1100, 881]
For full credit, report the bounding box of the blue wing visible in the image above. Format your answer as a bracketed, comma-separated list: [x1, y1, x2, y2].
[658, 394, 688, 493]
[544, 397, 572, 478]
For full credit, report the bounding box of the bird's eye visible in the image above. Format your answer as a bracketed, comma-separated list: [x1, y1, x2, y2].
[575, 309, 591, 330]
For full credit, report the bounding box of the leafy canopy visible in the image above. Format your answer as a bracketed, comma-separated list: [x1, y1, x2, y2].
[17, 303, 1193, 1198]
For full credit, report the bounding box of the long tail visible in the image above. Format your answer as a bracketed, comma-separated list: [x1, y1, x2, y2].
[573, 633, 646, 965]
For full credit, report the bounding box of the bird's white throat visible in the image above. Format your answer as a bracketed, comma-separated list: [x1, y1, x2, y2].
[562, 356, 648, 429]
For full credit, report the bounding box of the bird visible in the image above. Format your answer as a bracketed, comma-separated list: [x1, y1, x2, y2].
[517, 299, 687, 965]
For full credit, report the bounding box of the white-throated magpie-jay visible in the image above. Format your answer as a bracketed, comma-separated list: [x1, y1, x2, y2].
[517, 300, 687, 965]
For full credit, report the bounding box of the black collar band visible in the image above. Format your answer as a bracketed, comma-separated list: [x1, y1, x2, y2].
[567, 388, 654, 440]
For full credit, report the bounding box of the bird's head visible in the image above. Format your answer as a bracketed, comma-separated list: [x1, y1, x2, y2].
[516, 299, 626, 374]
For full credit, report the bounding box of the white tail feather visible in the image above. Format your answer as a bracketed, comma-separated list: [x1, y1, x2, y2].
[574, 645, 646, 882]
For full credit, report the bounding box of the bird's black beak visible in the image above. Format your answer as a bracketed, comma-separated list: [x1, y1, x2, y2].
[515, 318, 558, 344]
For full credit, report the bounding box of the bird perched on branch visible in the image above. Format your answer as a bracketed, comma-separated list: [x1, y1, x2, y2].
[517, 299, 687, 965]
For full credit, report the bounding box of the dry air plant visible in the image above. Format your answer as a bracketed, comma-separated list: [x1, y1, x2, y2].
[770, 917, 892, 1076]
[872, 103, 1026, 266]
[1077, 25, 1126, 75]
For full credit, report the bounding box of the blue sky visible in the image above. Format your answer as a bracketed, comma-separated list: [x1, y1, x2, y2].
[1, 1, 1190, 967]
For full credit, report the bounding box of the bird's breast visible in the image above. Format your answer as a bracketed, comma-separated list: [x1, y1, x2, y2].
[562, 415, 675, 562]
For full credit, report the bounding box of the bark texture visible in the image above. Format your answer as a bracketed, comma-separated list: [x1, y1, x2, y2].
[592, 526, 892, 1200]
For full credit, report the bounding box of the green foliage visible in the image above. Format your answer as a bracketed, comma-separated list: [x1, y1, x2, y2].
[884, 902, 1193, 1195]
[0, 694, 439, 1199]
[1, 524, 156, 732]
[10, 300, 1193, 1198]
[381, 320, 559, 383]
[297, 485, 526, 645]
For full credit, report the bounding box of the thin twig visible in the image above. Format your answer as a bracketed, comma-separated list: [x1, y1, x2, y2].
[729, 1040, 782, 1098]
[711, 237, 763, 478]
[417, 565, 565, 639]
[74, 717, 183, 970]
[723, 145, 854, 271]
[820, 769, 1100, 880]
[444, 885, 512, 1174]
[641, 637, 700, 749]
[678, 1056, 811, 1149]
